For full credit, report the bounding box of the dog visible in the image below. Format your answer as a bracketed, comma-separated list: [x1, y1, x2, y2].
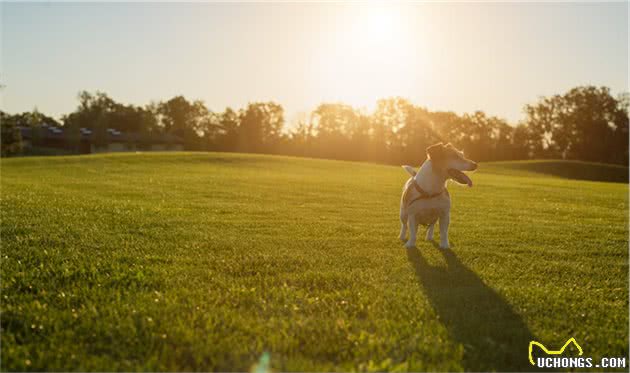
[399, 142, 477, 249]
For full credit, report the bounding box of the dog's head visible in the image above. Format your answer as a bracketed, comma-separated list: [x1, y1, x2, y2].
[426, 142, 477, 186]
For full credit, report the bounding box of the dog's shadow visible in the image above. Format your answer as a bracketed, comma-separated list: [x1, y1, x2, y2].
[407, 245, 537, 371]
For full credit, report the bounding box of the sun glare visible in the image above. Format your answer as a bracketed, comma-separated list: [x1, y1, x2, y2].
[314, 4, 425, 112]
[352, 5, 401, 48]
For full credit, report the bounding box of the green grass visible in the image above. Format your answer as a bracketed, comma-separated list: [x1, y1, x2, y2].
[1, 153, 627, 372]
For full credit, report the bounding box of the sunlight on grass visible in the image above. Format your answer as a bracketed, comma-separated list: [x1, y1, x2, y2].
[1, 153, 627, 371]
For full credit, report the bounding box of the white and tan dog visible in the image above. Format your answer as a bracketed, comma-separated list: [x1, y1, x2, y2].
[399, 143, 477, 249]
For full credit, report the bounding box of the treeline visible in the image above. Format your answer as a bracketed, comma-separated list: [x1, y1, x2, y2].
[2, 85, 628, 165]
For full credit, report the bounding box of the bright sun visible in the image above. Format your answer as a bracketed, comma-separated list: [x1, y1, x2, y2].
[314, 4, 425, 111]
[352, 5, 401, 48]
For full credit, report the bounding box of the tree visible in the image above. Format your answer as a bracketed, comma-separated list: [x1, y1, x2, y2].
[399, 105, 437, 164]
[64, 91, 161, 151]
[287, 120, 315, 157]
[523, 86, 628, 164]
[309, 103, 359, 160]
[212, 108, 240, 152]
[64, 91, 116, 129]
[157, 96, 209, 150]
[0, 111, 23, 156]
[611, 93, 629, 165]
[373, 98, 409, 163]
[2, 86, 626, 165]
[238, 102, 284, 153]
[92, 112, 110, 150]
[511, 124, 533, 160]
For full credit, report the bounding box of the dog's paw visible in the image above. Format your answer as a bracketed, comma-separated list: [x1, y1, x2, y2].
[399, 235, 407, 243]
[425, 236, 434, 242]
[404, 241, 416, 249]
[439, 242, 450, 249]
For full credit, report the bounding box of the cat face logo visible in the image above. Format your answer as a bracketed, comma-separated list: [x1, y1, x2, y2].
[528, 338, 583, 365]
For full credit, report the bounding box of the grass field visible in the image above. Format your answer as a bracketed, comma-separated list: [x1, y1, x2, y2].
[1, 153, 628, 371]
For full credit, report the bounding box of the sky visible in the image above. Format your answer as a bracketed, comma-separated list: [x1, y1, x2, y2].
[1, 2, 628, 125]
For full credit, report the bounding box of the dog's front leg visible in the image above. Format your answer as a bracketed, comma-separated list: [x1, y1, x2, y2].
[438, 211, 450, 249]
[399, 208, 408, 242]
[405, 214, 418, 249]
[399, 221, 407, 242]
[425, 222, 435, 241]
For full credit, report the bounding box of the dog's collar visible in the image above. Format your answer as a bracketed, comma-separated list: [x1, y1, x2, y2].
[405, 180, 447, 206]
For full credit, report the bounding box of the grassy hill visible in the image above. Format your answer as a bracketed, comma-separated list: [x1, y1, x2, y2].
[481, 159, 628, 183]
[1, 153, 627, 371]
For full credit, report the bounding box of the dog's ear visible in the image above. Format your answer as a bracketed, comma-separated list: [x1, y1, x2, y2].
[402, 165, 417, 177]
[426, 143, 446, 165]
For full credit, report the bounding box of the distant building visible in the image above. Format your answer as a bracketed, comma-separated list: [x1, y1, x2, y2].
[19, 124, 184, 154]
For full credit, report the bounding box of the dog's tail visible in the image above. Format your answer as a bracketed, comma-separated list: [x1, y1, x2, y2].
[402, 165, 417, 177]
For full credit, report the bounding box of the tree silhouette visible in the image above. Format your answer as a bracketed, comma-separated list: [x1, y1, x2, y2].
[1, 86, 627, 165]
[524, 86, 628, 164]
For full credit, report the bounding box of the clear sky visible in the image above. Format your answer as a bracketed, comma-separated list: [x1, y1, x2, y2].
[1, 2, 627, 125]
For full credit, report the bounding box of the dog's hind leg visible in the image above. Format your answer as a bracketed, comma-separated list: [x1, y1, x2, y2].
[425, 222, 435, 241]
[399, 209, 408, 242]
[438, 211, 450, 249]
